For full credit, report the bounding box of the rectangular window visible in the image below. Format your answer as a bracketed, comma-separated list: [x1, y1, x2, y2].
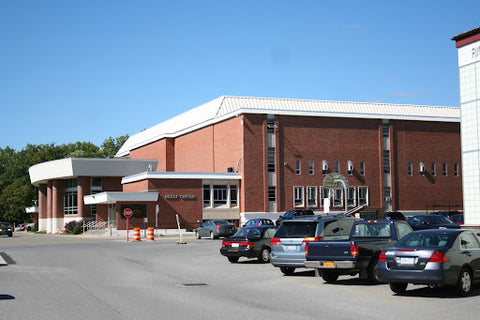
[431, 163, 436, 176]
[267, 116, 275, 133]
[320, 187, 329, 207]
[360, 160, 365, 176]
[268, 186, 276, 202]
[408, 162, 412, 176]
[267, 147, 275, 172]
[203, 185, 211, 207]
[309, 160, 314, 175]
[293, 186, 304, 207]
[382, 122, 389, 138]
[443, 163, 447, 177]
[333, 189, 343, 207]
[230, 185, 238, 207]
[454, 163, 459, 177]
[347, 187, 356, 207]
[307, 186, 318, 207]
[383, 150, 390, 173]
[295, 159, 301, 175]
[358, 187, 369, 206]
[64, 178, 78, 215]
[335, 160, 340, 173]
[213, 185, 228, 207]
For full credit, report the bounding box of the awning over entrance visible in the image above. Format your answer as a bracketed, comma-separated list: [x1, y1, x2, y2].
[84, 191, 159, 205]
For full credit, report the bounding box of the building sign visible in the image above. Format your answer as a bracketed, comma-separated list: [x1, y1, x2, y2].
[120, 204, 146, 219]
[165, 194, 197, 200]
[458, 40, 480, 67]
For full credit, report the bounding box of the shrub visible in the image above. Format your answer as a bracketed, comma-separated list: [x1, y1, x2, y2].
[65, 220, 83, 233]
[72, 225, 82, 234]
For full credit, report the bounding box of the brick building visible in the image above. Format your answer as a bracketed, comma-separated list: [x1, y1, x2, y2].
[29, 96, 462, 233]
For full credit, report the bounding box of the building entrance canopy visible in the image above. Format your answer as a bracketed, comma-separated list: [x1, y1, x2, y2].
[84, 191, 159, 205]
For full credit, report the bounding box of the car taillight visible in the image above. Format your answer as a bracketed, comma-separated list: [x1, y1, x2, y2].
[350, 244, 359, 257]
[216, 225, 221, 230]
[378, 250, 387, 262]
[222, 241, 231, 247]
[270, 237, 281, 245]
[428, 251, 449, 263]
[302, 236, 323, 244]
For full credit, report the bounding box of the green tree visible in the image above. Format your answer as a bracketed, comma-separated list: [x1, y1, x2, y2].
[100, 135, 129, 157]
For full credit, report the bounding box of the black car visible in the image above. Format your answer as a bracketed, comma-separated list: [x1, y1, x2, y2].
[406, 215, 460, 231]
[378, 229, 480, 296]
[384, 211, 406, 221]
[220, 226, 277, 263]
[0, 222, 13, 237]
[195, 220, 236, 240]
[275, 209, 314, 226]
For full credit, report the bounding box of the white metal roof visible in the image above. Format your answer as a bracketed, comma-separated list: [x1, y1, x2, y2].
[116, 95, 460, 157]
[122, 171, 242, 185]
[84, 191, 159, 205]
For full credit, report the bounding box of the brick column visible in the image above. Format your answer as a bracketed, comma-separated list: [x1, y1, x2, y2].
[77, 176, 91, 219]
[46, 181, 52, 233]
[52, 180, 64, 233]
[38, 184, 48, 232]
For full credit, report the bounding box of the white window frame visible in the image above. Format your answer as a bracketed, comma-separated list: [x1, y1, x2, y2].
[358, 186, 369, 206]
[307, 186, 318, 208]
[293, 186, 305, 208]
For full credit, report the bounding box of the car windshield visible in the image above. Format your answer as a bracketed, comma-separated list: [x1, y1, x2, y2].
[274, 221, 317, 238]
[395, 231, 455, 248]
[351, 223, 391, 238]
[0, 223, 11, 227]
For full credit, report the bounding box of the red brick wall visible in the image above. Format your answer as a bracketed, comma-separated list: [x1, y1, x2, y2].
[102, 177, 123, 191]
[129, 138, 174, 171]
[391, 120, 462, 211]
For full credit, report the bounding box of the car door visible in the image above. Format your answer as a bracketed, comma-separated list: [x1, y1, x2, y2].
[459, 231, 480, 279]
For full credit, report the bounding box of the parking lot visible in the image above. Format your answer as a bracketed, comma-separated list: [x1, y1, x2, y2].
[1, 232, 480, 320]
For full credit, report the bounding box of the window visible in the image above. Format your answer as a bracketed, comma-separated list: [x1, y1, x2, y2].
[267, 148, 275, 172]
[333, 189, 343, 207]
[90, 177, 102, 216]
[443, 163, 447, 177]
[64, 178, 78, 215]
[203, 185, 211, 207]
[230, 185, 238, 207]
[268, 186, 276, 202]
[358, 187, 369, 206]
[396, 223, 413, 239]
[307, 186, 318, 207]
[431, 163, 436, 176]
[382, 122, 389, 138]
[320, 187, 329, 207]
[335, 160, 340, 173]
[383, 150, 390, 173]
[384, 187, 391, 201]
[295, 159, 301, 175]
[454, 163, 459, 177]
[408, 162, 412, 176]
[213, 185, 228, 207]
[267, 116, 275, 133]
[460, 233, 480, 250]
[309, 160, 314, 175]
[360, 160, 365, 176]
[347, 187, 356, 207]
[293, 186, 304, 207]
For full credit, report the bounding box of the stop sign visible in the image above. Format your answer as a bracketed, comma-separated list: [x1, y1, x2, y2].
[123, 208, 133, 219]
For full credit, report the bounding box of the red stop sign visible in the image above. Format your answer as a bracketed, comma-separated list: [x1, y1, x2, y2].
[123, 208, 133, 219]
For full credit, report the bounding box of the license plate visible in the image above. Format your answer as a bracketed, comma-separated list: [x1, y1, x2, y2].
[323, 261, 335, 268]
[232, 243, 239, 248]
[396, 257, 415, 265]
[285, 245, 297, 251]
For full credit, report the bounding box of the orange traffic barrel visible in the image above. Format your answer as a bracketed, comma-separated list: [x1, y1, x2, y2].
[133, 227, 141, 242]
[147, 227, 155, 241]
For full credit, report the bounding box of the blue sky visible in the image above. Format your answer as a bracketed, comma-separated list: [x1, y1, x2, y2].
[1, 1, 479, 150]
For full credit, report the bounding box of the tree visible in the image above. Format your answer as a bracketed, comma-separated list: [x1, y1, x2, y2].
[100, 135, 129, 157]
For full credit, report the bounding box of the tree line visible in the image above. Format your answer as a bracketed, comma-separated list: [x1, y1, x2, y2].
[0, 135, 128, 224]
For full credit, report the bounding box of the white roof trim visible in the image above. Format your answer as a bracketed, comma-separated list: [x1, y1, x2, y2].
[122, 171, 242, 184]
[116, 95, 460, 157]
[84, 191, 159, 205]
[29, 158, 158, 186]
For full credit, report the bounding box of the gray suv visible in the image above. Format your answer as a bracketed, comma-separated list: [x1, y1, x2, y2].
[270, 215, 359, 275]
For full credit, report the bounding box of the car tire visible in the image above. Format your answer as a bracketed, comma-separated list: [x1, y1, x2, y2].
[258, 248, 270, 263]
[196, 231, 201, 239]
[389, 282, 408, 294]
[322, 271, 339, 283]
[228, 257, 239, 263]
[209, 231, 215, 240]
[367, 257, 380, 284]
[456, 267, 473, 296]
[280, 267, 295, 276]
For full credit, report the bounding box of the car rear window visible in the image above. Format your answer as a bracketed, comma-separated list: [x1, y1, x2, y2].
[395, 231, 454, 248]
[274, 221, 317, 238]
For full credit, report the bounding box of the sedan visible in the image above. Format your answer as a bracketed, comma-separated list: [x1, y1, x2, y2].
[377, 229, 480, 296]
[406, 215, 460, 231]
[0, 222, 13, 237]
[196, 220, 236, 240]
[220, 226, 277, 263]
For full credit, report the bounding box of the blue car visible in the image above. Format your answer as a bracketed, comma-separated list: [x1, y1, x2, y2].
[406, 215, 460, 231]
